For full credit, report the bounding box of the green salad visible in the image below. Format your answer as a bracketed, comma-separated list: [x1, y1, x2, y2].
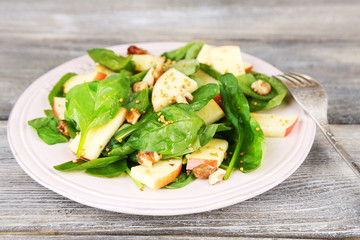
[29, 42, 294, 190]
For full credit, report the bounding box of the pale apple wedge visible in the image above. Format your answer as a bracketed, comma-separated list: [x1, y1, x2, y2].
[68, 108, 127, 160]
[186, 138, 228, 170]
[196, 44, 213, 65]
[244, 61, 253, 72]
[250, 113, 299, 137]
[130, 159, 182, 190]
[193, 70, 218, 85]
[195, 99, 225, 125]
[142, 67, 155, 87]
[52, 97, 66, 120]
[63, 64, 115, 94]
[152, 68, 198, 112]
[210, 45, 245, 76]
[131, 54, 164, 72]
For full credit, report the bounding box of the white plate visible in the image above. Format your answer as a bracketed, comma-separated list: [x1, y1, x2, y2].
[7, 42, 316, 216]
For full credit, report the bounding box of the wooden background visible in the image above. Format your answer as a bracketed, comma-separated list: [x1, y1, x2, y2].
[1, 0, 359, 239]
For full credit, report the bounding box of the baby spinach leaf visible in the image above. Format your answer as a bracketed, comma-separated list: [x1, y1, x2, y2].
[237, 73, 277, 101]
[28, 116, 69, 145]
[129, 69, 150, 86]
[168, 59, 199, 75]
[124, 88, 150, 113]
[248, 72, 288, 112]
[164, 172, 196, 189]
[190, 83, 219, 111]
[162, 42, 204, 61]
[54, 156, 123, 172]
[107, 143, 135, 157]
[85, 159, 127, 178]
[65, 74, 130, 157]
[65, 120, 77, 139]
[48, 72, 76, 106]
[87, 48, 135, 71]
[189, 75, 205, 87]
[127, 104, 204, 156]
[44, 109, 54, 117]
[200, 63, 221, 80]
[198, 123, 232, 147]
[219, 73, 265, 179]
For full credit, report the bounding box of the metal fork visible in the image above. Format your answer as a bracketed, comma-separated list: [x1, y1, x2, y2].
[273, 73, 360, 178]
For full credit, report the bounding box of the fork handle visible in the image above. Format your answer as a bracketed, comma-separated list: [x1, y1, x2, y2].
[319, 123, 360, 178]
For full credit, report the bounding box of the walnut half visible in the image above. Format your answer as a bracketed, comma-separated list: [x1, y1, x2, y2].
[127, 45, 149, 55]
[193, 164, 216, 179]
[251, 80, 271, 96]
[137, 150, 162, 168]
[57, 120, 70, 137]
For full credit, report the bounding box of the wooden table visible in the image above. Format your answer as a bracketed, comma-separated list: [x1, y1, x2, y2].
[1, 0, 359, 238]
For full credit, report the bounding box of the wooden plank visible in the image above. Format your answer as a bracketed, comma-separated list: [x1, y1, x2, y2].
[0, 0, 359, 41]
[1, 39, 359, 123]
[1, 121, 359, 238]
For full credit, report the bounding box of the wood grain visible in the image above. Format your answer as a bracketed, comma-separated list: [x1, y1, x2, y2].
[1, 0, 360, 238]
[1, 121, 359, 238]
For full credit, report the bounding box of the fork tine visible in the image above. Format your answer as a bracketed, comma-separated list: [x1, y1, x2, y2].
[290, 72, 320, 86]
[287, 73, 311, 86]
[272, 75, 296, 87]
[275, 75, 301, 87]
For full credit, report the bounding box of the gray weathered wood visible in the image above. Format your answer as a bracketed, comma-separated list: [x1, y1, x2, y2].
[0, 0, 359, 123]
[1, 121, 359, 238]
[1, 0, 360, 238]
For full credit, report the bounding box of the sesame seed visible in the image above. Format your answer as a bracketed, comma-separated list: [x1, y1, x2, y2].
[119, 98, 123, 102]
[106, 148, 110, 152]
[103, 95, 107, 99]
[240, 167, 244, 171]
[118, 139, 123, 143]
[238, 106, 241, 109]
[135, 100, 140, 104]
[256, 127, 260, 131]
[73, 159, 78, 163]
[143, 110, 146, 114]
[240, 160, 243, 164]
[193, 146, 197, 150]
[253, 102, 258, 106]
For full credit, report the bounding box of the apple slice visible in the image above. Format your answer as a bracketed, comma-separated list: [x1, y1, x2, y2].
[152, 68, 198, 112]
[196, 44, 213, 65]
[250, 113, 299, 137]
[68, 108, 127, 160]
[244, 61, 253, 72]
[193, 70, 218, 85]
[186, 138, 228, 170]
[63, 64, 115, 94]
[210, 45, 245, 76]
[195, 99, 225, 125]
[52, 97, 66, 120]
[131, 54, 164, 72]
[130, 159, 182, 190]
[142, 67, 155, 87]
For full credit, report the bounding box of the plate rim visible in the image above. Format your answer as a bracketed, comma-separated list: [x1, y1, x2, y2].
[7, 41, 316, 215]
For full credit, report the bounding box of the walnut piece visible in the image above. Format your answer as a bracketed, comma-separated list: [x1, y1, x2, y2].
[208, 168, 226, 185]
[126, 108, 141, 125]
[127, 45, 149, 55]
[193, 164, 216, 179]
[251, 80, 271, 96]
[137, 150, 162, 168]
[133, 81, 148, 93]
[57, 120, 70, 137]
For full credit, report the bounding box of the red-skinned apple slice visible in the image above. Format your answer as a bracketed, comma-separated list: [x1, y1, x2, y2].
[250, 113, 299, 137]
[94, 72, 107, 81]
[244, 61, 253, 72]
[53, 97, 66, 120]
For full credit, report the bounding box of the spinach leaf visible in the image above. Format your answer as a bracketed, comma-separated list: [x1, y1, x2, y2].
[200, 63, 221, 80]
[85, 159, 127, 178]
[198, 123, 232, 147]
[107, 143, 135, 157]
[48, 72, 77, 106]
[65, 120, 77, 139]
[248, 72, 288, 112]
[44, 109, 54, 117]
[219, 73, 265, 179]
[65, 74, 130, 157]
[164, 172, 196, 189]
[129, 69, 150, 86]
[54, 156, 123, 172]
[190, 83, 219, 111]
[124, 88, 150, 113]
[28, 116, 69, 145]
[237, 73, 277, 100]
[162, 42, 204, 61]
[87, 48, 135, 71]
[168, 59, 199, 75]
[127, 104, 204, 156]
[189, 75, 205, 87]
